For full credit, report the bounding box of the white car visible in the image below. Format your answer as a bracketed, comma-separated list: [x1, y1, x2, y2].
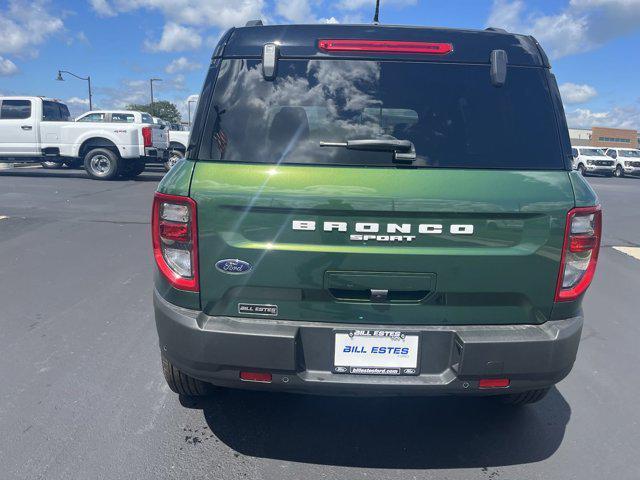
[571, 146, 615, 176]
[0, 97, 168, 180]
[604, 147, 640, 177]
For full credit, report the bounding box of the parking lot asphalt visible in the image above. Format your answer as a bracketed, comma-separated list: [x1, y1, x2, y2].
[0, 167, 639, 480]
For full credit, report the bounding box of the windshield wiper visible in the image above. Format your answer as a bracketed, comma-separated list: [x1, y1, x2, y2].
[320, 139, 416, 163]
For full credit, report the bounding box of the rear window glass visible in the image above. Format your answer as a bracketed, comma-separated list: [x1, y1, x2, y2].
[141, 113, 154, 124]
[197, 59, 564, 170]
[43, 101, 70, 121]
[78, 113, 105, 122]
[112, 113, 135, 123]
[1, 99, 31, 120]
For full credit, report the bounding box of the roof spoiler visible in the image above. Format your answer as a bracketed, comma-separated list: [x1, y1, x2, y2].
[245, 19, 263, 27]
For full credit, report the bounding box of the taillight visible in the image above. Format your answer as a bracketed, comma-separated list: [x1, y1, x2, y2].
[555, 206, 602, 302]
[318, 39, 453, 55]
[152, 192, 198, 292]
[142, 126, 152, 148]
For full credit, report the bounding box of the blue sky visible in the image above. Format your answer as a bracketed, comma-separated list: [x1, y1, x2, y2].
[1, 0, 639, 128]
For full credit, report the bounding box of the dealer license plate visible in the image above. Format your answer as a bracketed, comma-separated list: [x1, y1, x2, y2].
[333, 330, 420, 376]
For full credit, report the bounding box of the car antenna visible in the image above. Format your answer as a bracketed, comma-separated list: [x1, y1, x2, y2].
[373, 0, 380, 24]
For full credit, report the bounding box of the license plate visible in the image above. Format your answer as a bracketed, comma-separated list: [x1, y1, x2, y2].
[333, 330, 420, 376]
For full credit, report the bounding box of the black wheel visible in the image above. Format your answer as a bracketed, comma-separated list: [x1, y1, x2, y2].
[578, 164, 587, 176]
[84, 148, 119, 180]
[164, 149, 184, 172]
[119, 160, 146, 178]
[614, 165, 624, 178]
[41, 160, 63, 169]
[499, 388, 550, 406]
[162, 354, 212, 397]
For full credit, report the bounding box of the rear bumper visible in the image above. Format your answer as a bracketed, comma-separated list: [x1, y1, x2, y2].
[144, 147, 168, 160]
[154, 289, 583, 396]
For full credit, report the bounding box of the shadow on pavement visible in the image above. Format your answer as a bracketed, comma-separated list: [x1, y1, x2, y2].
[0, 167, 164, 182]
[182, 387, 570, 469]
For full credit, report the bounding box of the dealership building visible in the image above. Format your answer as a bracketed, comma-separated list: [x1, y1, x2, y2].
[569, 126, 639, 149]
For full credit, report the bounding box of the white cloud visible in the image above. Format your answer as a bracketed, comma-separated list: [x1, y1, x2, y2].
[0, 57, 19, 76]
[165, 57, 202, 74]
[90, 0, 268, 52]
[175, 94, 200, 122]
[146, 23, 202, 52]
[0, 0, 64, 56]
[65, 97, 91, 117]
[90, 0, 266, 29]
[276, 0, 317, 23]
[66, 97, 90, 106]
[486, 0, 640, 59]
[566, 105, 640, 130]
[89, 0, 116, 16]
[335, 0, 417, 10]
[97, 75, 188, 110]
[97, 79, 150, 109]
[559, 83, 598, 104]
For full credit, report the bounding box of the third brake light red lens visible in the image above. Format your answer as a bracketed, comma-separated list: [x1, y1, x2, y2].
[318, 39, 453, 55]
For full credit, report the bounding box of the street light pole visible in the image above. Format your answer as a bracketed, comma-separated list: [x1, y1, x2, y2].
[56, 70, 93, 110]
[150, 78, 162, 117]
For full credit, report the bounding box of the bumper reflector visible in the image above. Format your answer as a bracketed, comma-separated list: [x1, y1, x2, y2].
[478, 378, 510, 389]
[240, 372, 273, 383]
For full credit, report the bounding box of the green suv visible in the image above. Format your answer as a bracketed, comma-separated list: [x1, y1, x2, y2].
[152, 22, 601, 405]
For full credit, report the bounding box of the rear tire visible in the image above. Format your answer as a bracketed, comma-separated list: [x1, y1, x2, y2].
[41, 160, 63, 169]
[84, 148, 119, 180]
[499, 388, 550, 406]
[161, 354, 212, 397]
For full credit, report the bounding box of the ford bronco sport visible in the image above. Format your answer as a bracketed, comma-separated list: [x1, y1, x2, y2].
[152, 22, 601, 405]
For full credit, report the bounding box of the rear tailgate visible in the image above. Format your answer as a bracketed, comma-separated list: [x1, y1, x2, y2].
[192, 164, 574, 326]
[151, 125, 169, 150]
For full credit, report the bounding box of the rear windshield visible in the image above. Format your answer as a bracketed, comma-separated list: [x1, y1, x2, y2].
[197, 59, 564, 170]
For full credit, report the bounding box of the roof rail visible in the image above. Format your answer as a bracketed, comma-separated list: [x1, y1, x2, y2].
[245, 19, 263, 27]
[485, 27, 508, 33]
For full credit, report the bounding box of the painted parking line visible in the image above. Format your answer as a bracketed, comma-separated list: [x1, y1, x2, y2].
[0, 216, 8, 221]
[613, 246, 640, 261]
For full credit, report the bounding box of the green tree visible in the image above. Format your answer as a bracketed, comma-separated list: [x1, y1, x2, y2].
[125, 101, 181, 124]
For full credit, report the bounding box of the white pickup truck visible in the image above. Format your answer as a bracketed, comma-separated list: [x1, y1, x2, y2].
[0, 97, 169, 180]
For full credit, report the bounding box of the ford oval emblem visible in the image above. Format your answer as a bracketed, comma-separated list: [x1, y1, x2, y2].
[215, 259, 252, 275]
